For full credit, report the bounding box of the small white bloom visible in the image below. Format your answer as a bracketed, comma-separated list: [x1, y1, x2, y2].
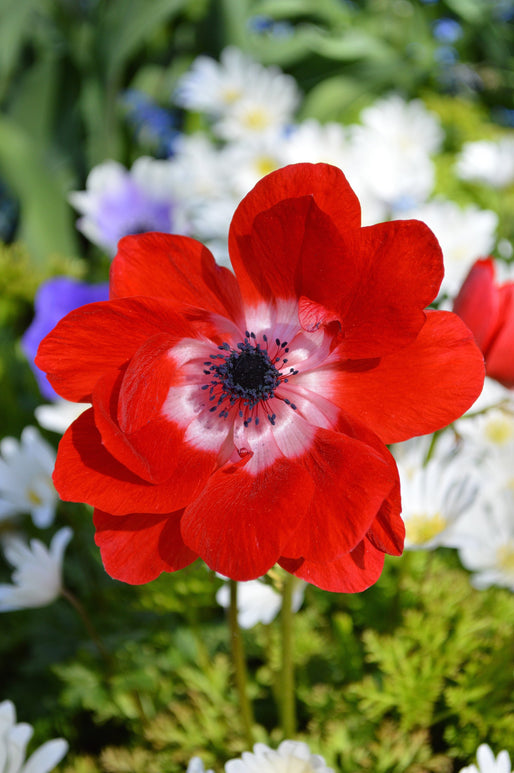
[392, 435, 478, 550]
[281, 120, 386, 225]
[401, 199, 498, 298]
[69, 156, 178, 255]
[0, 427, 57, 528]
[456, 137, 514, 188]
[459, 743, 512, 773]
[358, 95, 444, 157]
[35, 400, 89, 435]
[452, 409, 514, 590]
[0, 528, 72, 612]
[0, 699, 68, 773]
[187, 758, 214, 773]
[222, 132, 290, 199]
[216, 577, 305, 629]
[348, 95, 443, 216]
[225, 741, 333, 773]
[175, 48, 300, 140]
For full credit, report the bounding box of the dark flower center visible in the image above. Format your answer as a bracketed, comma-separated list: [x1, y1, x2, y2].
[201, 332, 298, 426]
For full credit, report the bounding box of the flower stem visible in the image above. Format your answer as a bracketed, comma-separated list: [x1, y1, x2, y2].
[61, 586, 111, 667]
[229, 580, 255, 746]
[280, 573, 296, 737]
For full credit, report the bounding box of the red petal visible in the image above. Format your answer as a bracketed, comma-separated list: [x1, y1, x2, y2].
[366, 481, 404, 556]
[283, 428, 397, 562]
[453, 258, 499, 352]
[331, 310, 485, 443]
[181, 456, 314, 581]
[111, 232, 244, 326]
[335, 220, 444, 358]
[280, 537, 385, 592]
[55, 408, 211, 514]
[36, 297, 195, 402]
[93, 510, 196, 584]
[92, 368, 157, 482]
[486, 283, 514, 387]
[229, 163, 360, 306]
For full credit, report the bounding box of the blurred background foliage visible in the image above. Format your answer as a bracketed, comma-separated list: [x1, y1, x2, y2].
[1, 0, 513, 771]
[0, 0, 512, 265]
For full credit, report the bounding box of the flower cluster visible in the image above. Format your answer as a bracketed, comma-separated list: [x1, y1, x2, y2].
[68, 48, 500, 289]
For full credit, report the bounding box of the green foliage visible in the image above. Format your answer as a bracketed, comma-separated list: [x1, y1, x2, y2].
[1, 1, 513, 771]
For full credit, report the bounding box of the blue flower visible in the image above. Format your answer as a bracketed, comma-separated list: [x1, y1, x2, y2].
[22, 277, 109, 400]
[432, 18, 463, 44]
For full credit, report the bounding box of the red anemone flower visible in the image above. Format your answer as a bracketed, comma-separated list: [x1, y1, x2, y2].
[453, 257, 514, 389]
[36, 163, 484, 592]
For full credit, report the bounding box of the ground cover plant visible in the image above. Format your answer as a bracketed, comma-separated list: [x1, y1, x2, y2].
[0, 1, 513, 772]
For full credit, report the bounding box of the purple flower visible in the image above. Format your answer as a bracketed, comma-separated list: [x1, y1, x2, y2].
[69, 158, 177, 256]
[22, 277, 109, 400]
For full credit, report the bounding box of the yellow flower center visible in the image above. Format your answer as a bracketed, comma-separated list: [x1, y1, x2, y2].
[221, 86, 242, 105]
[255, 155, 279, 177]
[27, 488, 43, 506]
[406, 512, 447, 545]
[497, 543, 514, 574]
[484, 415, 514, 445]
[243, 106, 272, 130]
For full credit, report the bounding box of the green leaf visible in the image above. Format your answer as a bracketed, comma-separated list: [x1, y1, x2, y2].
[100, 0, 189, 81]
[0, 117, 77, 265]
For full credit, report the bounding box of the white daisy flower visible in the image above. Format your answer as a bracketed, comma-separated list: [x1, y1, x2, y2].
[452, 408, 514, 590]
[35, 400, 89, 435]
[353, 130, 436, 215]
[187, 758, 214, 773]
[392, 435, 478, 550]
[456, 137, 514, 188]
[222, 131, 290, 199]
[69, 156, 179, 255]
[224, 741, 333, 773]
[457, 407, 514, 453]
[0, 527, 72, 612]
[175, 48, 300, 140]
[358, 94, 444, 157]
[460, 744, 512, 773]
[0, 427, 57, 529]
[400, 199, 498, 298]
[216, 577, 305, 629]
[457, 492, 514, 591]
[167, 134, 236, 248]
[281, 120, 386, 225]
[0, 699, 68, 773]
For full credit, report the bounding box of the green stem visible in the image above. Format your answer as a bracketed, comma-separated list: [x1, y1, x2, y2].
[61, 586, 111, 667]
[229, 580, 255, 746]
[280, 574, 296, 737]
[62, 587, 149, 724]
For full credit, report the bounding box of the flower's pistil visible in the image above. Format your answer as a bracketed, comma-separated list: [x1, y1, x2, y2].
[201, 331, 298, 426]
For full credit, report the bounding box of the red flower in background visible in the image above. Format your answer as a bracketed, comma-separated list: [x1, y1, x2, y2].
[453, 257, 514, 389]
[36, 163, 484, 592]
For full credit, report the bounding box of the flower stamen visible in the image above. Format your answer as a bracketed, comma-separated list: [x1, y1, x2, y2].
[201, 332, 298, 425]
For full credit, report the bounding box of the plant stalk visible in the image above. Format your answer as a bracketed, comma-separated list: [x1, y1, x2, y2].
[280, 573, 296, 737]
[229, 580, 255, 746]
